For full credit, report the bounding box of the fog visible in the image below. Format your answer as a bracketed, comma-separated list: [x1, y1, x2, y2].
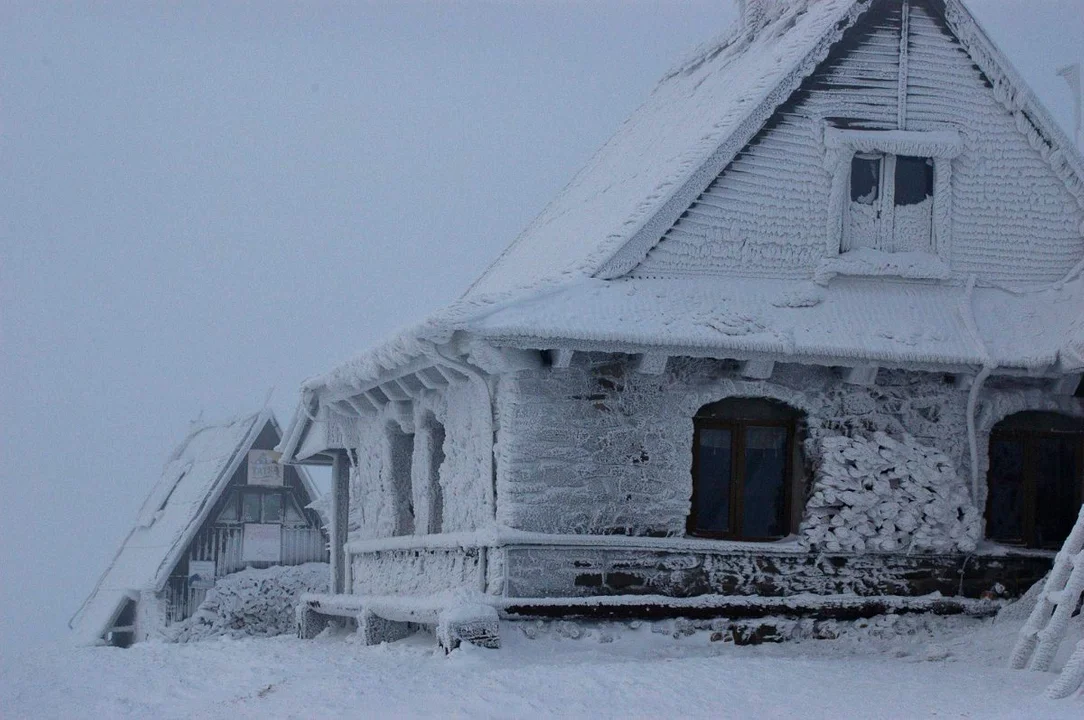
[1, 1, 1080, 657]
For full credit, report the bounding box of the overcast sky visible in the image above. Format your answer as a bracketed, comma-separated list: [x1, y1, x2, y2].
[1, 0, 1081, 657]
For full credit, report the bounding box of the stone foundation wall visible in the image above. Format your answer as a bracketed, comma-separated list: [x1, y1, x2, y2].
[502, 545, 1051, 600]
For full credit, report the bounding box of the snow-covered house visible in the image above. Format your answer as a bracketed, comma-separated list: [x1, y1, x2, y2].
[281, 0, 1084, 645]
[72, 410, 327, 646]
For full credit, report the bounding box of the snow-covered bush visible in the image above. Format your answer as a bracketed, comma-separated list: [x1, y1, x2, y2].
[800, 432, 980, 553]
[172, 563, 329, 642]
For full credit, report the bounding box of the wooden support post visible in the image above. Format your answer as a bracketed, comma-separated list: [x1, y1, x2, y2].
[330, 451, 351, 594]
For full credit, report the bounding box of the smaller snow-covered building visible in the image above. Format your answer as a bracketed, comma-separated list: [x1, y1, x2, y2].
[282, 0, 1084, 646]
[71, 410, 327, 647]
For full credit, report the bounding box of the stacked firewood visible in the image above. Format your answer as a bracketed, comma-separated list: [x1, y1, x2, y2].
[800, 432, 979, 553]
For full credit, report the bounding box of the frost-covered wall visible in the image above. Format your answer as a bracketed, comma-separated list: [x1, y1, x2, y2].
[346, 375, 489, 540]
[495, 354, 971, 536]
[350, 548, 482, 596]
[632, 1, 1083, 284]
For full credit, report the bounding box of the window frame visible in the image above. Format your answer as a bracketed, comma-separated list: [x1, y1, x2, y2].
[218, 487, 308, 526]
[824, 127, 961, 265]
[985, 425, 1084, 549]
[688, 410, 796, 542]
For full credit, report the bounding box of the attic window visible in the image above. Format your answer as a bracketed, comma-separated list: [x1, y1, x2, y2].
[845, 153, 934, 253]
[894, 155, 934, 206]
[850, 154, 880, 205]
[825, 128, 961, 265]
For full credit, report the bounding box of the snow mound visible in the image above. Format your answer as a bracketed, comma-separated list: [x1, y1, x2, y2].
[172, 563, 328, 642]
[800, 432, 981, 553]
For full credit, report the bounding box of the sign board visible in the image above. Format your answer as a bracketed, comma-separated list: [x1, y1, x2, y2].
[242, 523, 282, 563]
[188, 560, 217, 590]
[247, 449, 283, 486]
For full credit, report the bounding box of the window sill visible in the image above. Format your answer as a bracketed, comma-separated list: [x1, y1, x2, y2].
[814, 249, 952, 285]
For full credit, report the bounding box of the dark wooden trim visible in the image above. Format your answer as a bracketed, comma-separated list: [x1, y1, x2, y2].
[688, 409, 797, 542]
[986, 425, 1084, 549]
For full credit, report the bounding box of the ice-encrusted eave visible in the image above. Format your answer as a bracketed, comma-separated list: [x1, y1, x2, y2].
[464, 275, 1081, 375]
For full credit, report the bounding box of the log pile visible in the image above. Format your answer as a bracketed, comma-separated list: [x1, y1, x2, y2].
[800, 432, 980, 553]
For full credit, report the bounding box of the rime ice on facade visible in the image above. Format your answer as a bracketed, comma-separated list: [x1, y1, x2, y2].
[71, 411, 327, 647]
[281, 0, 1084, 647]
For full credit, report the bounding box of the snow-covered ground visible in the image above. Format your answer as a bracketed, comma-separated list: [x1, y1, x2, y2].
[2, 612, 1080, 718]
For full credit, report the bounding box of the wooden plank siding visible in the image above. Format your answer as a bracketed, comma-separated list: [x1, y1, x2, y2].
[630, 0, 1083, 284]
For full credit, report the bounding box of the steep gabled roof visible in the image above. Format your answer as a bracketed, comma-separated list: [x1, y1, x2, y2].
[70, 410, 320, 645]
[288, 0, 1084, 414]
[463, 0, 868, 303]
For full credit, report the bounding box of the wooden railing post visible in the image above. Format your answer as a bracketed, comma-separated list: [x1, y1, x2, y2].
[330, 451, 350, 594]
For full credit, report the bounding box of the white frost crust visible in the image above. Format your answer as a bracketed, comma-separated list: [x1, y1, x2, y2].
[463, 0, 863, 300]
[171, 563, 329, 642]
[814, 249, 951, 285]
[799, 432, 980, 554]
[470, 275, 1083, 372]
[291, 0, 1084, 409]
[496, 360, 973, 537]
[344, 377, 489, 542]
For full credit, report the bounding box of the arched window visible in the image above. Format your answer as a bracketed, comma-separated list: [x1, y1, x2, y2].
[689, 398, 799, 540]
[986, 412, 1084, 549]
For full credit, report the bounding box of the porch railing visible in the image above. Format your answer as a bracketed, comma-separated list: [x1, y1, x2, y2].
[165, 525, 328, 624]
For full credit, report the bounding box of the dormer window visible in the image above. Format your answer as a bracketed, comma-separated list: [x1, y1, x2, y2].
[845, 153, 934, 253]
[824, 128, 962, 265]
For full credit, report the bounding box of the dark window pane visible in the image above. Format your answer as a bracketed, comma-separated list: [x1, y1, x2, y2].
[1033, 437, 1079, 548]
[241, 492, 261, 523]
[851, 155, 881, 204]
[894, 155, 933, 206]
[987, 439, 1025, 543]
[742, 426, 788, 538]
[262, 493, 283, 524]
[695, 428, 732, 534]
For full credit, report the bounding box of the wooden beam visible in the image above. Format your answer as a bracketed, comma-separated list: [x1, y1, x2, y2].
[397, 374, 426, 394]
[380, 381, 410, 402]
[330, 399, 355, 418]
[345, 394, 375, 415]
[413, 370, 440, 391]
[551, 349, 575, 369]
[364, 389, 388, 408]
[421, 367, 450, 386]
[633, 352, 669, 375]
[330, 452, 350, 594]
[842, 365, 880, 386]
[739, 359, 775, 380]
[432, 365, 466, 384]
